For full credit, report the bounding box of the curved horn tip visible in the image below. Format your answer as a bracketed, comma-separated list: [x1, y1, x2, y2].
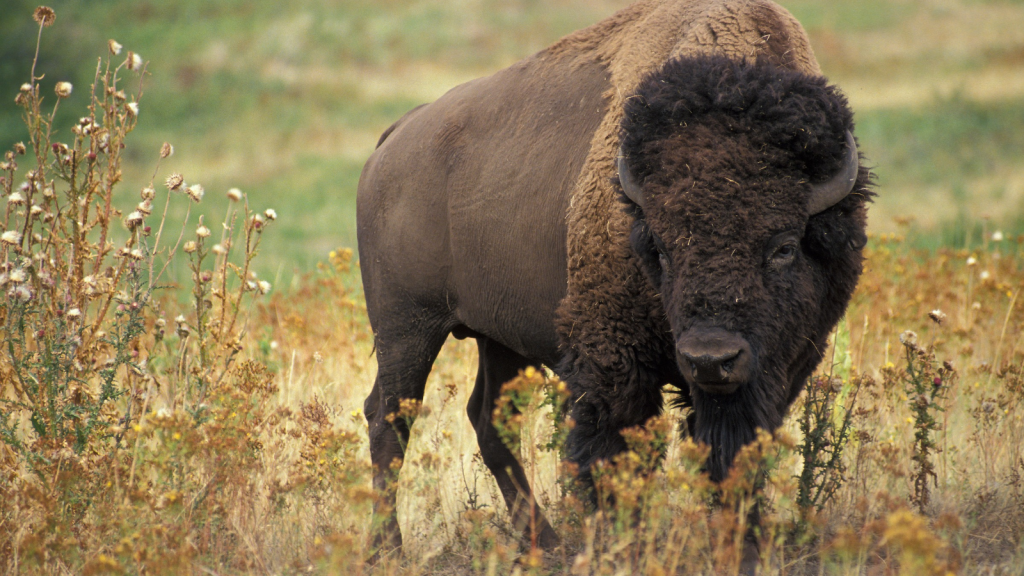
[807, 130, 859, 215]
[618, 146, 646, 210]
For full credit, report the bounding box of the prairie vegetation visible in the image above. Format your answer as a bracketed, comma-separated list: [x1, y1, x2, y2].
[1, 2, 1023, 575]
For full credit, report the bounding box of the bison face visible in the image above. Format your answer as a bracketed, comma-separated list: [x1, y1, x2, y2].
[619, 56, 872, 481]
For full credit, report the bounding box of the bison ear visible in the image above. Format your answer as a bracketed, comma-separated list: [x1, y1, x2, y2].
[618, 146, 646, 211]
[807, 131, 858, 215]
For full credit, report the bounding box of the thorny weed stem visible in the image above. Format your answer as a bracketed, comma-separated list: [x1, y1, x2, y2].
[989, 290, 1019, 387]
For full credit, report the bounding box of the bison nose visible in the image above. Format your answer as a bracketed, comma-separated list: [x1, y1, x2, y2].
[677, 329, 753, 395]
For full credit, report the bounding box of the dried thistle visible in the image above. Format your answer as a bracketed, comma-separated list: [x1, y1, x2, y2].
[165, 173, 184, 190]
[54, 81, 73, 98]
[33, 6, 56, 27]
[1, 230, 22, 245]
[126, 51, 143, 71]
[125, 211, 144, 230]
[186, 184, 204, 203]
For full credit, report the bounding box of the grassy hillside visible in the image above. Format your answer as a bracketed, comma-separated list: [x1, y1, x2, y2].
[3, 0, 1024, 276]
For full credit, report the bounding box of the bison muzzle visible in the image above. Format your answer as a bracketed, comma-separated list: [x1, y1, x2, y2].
[356, 0, 873, 559]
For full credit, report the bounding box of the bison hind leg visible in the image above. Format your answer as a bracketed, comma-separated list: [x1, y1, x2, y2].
[467, 337, 560, 551]
[364, 322, 449, 562]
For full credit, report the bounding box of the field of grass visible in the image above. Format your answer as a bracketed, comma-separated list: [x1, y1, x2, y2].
[3, 0, 1024, 272]
[1, 1, 1024, 574]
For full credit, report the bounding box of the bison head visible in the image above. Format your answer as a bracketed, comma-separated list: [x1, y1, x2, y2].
[618, 56, 873, 481]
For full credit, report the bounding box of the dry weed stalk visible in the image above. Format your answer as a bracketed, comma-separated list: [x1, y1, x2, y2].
[0, 7, 287, 573]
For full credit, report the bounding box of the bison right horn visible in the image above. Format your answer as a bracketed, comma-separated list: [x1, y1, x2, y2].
[807, 131, 859, 215]
[617, 146, 645, 211]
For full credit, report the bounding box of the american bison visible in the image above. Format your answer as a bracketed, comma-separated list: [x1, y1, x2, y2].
[356, 0, 872, 554]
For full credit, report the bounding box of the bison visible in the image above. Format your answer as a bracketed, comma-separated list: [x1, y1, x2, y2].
[356, 0, 872, 555]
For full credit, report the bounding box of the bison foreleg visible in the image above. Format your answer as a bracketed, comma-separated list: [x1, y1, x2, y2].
[468, 337, 560, 550]
[563, 356, 664, 506]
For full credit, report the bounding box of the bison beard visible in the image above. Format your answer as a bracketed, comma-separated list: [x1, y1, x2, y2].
[563, 55, 872, 492]
[688, 374, 778, 483]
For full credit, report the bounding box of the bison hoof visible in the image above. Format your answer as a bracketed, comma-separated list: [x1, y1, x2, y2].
[739, 531, 761, 575]
[365, 527, 403, 566]
[535, 524, 561, 551]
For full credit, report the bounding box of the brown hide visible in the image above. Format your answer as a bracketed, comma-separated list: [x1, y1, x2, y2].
[555, 0, 820, 395]
[356, 0, 842, 557]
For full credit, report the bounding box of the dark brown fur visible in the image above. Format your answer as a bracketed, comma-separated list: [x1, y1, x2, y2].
[564, 55, 872, 485]
[355, 0, 869, 558]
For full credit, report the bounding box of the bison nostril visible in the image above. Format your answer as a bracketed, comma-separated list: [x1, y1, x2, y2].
[676, 328, 754, 395]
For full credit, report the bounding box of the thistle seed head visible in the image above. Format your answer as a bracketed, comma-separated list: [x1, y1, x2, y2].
[165, 173, 184, 190]
[54, 82, 73, 98]
[125, 211, 144, 230]
[8, 284, 32, 302]
[33, 7, 56, 27]
[1, 230, 22, 245]
[186, 184, 204, 203]
[899, 330, 918, 349]
[175, 315, 190, 338]
[127, 51, 143, 71]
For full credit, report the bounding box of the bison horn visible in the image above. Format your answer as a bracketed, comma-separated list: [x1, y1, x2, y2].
[808, 131, 859, 215]
[617, 146, 645, 210]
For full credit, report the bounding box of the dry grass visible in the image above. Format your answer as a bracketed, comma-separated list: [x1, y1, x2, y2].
[2, 3, 1024, 576]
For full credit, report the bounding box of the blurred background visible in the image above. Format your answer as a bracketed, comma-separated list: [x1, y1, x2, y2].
[2, 0, 1023, 282]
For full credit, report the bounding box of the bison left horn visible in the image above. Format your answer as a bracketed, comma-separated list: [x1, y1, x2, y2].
[808, 131, 859, 215]
[617, 146, 645, 210]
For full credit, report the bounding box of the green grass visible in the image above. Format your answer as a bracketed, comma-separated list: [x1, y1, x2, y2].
[3, 0, 1024, 280]
[858, 95, 1024, 187]
[782, 0, 917, 32]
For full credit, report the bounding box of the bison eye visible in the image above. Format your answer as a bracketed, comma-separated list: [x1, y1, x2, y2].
[766, 231, 802, 269]
[652, 234, 670, 267]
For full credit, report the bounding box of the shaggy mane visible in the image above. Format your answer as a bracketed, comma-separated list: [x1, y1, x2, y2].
[621, 55, 855, 186]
